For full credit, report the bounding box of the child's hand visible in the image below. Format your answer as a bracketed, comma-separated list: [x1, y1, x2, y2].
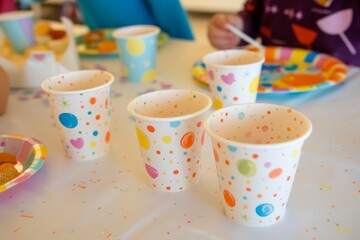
[207, 14, 243, 49]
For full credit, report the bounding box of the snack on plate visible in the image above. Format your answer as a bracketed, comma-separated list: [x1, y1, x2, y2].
[77, 29, 117, 54]
[0, 20, 69, 66]
[0, 153, 23, 186]
[96, 40, 117, 53]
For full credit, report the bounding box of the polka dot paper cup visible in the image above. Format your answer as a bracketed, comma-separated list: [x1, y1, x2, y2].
[113, 25, 160, 83]
[41, 70, 114, 161]
[205, 103, 312, 226]
[203, 49, 264, 109]
[128, 89, 212, 192]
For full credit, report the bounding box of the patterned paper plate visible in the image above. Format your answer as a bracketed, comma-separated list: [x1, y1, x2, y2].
[76, 29, 169, 57]
[0, 135, 47, 193]
[192, 46, 348, 93]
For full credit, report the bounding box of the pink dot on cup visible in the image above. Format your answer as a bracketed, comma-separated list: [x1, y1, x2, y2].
[145, 163, 159, 179]
[264, 162, 271, 168]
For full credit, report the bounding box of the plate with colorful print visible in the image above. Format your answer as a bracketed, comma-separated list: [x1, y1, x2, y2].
[0, 135, 48, 193]
[76, 29, 169, 57]
[192, 46, 348, 93]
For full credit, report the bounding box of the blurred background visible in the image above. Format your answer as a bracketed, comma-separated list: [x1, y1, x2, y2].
[1, 0, 245, 46]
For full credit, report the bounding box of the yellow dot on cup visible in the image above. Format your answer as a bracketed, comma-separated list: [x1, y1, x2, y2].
[136, 127, 150, 150]
[89, 141, 96, 148]
[213, 98, 223, 109]
[126, 39, 145, 56]
[292, 149, 299, 158]
[142, 69, 157, 82]
[162, 136, 172, 144]
[249, 76, 260, 93]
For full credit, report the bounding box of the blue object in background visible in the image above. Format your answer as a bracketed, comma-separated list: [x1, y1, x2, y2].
[76, 0, 194, 40]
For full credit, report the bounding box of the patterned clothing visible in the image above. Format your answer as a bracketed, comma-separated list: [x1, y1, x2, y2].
[239, 0, 360, 66]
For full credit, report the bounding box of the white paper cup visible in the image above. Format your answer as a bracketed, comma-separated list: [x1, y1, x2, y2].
[128, 89, 212, 192]
[112, 25, 160, 83]
[203, 49, 264, 109]
[41, 70, 114, 161]
[205, 103, 312, 226]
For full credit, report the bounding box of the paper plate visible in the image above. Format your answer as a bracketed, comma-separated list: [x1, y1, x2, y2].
[76, 29, 169, 57]
[192, 46, 348, 93]
[0, 135, 47, 192]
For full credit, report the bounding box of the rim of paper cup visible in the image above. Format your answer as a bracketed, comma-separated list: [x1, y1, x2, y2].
[40, 70, 114, 95]
[203, 49, 265, 68]
[112, 25, 160, 39]
[205, 103, 312, 149]
[0, 11, 34, 21]
[127, 89, 212, 122]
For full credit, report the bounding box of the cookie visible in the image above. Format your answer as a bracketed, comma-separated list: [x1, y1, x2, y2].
[0, 163, 20, 185]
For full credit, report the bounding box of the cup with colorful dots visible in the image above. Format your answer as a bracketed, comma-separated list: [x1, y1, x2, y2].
[203, 49, 264, 109]
[128, 89, 212, 192]
[0, 11, 35, 54]
[112, 25, 160, 83]
[41, 70, 114, 161]
[205, 103, 312, 226]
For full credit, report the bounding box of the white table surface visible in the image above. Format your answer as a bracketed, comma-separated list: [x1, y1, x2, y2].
[0, 39, 359, 240]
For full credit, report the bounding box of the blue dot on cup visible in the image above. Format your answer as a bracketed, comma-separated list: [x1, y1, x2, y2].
[93, 131, 99, 136]
[228, 145, 237, 152]
[238, 112, 245, 120]
[59, 113, 78, 129]
[170, 121, 181, 128]
[217, 86, 222, 92]
[255, 203, 274, 217]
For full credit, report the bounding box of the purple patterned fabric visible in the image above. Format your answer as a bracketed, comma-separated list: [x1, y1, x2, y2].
[239, 0, 360, 66]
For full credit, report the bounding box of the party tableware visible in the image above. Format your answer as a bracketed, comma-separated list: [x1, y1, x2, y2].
[41, 70, 114, 161]
[128, 89, 212, 192]
[193, 46, 348, 93]
[0, 11, 35, 54]
[112, 25, 160, 83]
[0, 134, 47, 193]
[76, 29, 169, 57]
[205, 103, 312, 226]
[203, 49, 264, 109]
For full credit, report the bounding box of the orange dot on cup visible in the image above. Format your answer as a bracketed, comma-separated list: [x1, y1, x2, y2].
[105, 98, 109, 109]
[269, 168, 283, 179]
[105, 131, 111, 143]
[223, 189, 236, 207]
[90, 97, 96, 104]
[147, 125, 155, 132]
[213, 148, 219, 162]
[180, 132, 195, 149]
[173, 170, 179, 174]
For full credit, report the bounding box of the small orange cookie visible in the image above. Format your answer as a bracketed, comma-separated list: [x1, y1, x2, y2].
[97, 40, 117, 53]
[0, 163, 20, 185]
[34, 21, 51, 36]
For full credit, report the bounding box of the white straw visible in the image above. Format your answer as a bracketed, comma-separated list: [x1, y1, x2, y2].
[226, 24, 264, 54]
